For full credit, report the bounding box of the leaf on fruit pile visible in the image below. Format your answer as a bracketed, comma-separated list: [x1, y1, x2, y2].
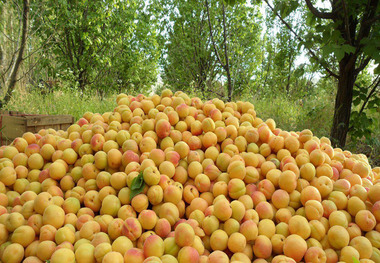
[130, 171, 145, 199]
[352, 257, 360, 263]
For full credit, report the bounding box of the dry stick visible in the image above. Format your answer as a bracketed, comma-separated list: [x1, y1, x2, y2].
[263, 0, 339, 79]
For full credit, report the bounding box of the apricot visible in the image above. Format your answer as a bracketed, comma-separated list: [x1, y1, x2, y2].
[210, 229, 228, 251]
[340, 246, 360, 263]
[327, 225, 350, 250]
[304, 247, 326, 263]
[143, 234, 164, 258]
[283, 234, 307, 262]
[355, 210, 376, 231]
[1, 243, 24, 263]
[50, 248, 75, 263]
[177, 246, 199, 263]
[288, 215, 311, 239]
[350, 236, 373, 259]
[159, 202, 180, 226]
[223, 232, 246, 254]
[175, 223, 195, 247]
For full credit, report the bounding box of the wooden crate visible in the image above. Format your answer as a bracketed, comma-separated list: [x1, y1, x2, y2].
[0, 111, 74, 145]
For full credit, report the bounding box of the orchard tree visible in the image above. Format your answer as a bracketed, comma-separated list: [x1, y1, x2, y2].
[259, 0, 380, 147]
[35, 0, 159, 92]
[157, 0, 262, 100]
[205, 0, 262, 100]
[156, 0, 219, 96]
[255, 6, 308, 96]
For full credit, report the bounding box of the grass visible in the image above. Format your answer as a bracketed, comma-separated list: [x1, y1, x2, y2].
[251, 92, 333, 138]
[3, 87, 117, 121]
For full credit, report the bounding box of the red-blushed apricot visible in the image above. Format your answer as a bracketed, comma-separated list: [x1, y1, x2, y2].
[208, 251, 229, 263]
[257, 179, 275, 199]
[175, 223, 195, 247]
[239, 219, 258, 241]
[355, 210, 376, 232]
[271, 189, 290, 209]
[324, 248, 338, 263]
[304, 246, 327, 263]
[256, 201, 274, 220]
[177, 246, 199, 263]
[143, 234, 164, 258]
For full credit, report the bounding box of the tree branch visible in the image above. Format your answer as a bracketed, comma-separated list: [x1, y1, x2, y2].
[341, 0, 351, 44]
[358, 76, 380, 115]
[264, 0, 339, 79]
[1, 0, 29, 108]
[355, 0, 379, 47]
[364, 14, 380, 25]
[349, 75, 380, 131]
[304, 0, 336, 19]
[355, 56, 371, 74]
[0, 27, 16, 42]
[205, 0, 225, 68]
[222, 2, 229, 72]
[15, 55, 42, 82]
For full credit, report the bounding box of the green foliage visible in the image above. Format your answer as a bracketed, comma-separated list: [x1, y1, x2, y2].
[252, 3, 313, 97]
[33, 0, 159, 92]
[154, 0, 218, 95]
[155, 0, 262, 98]
[350, 73, 380, 145]
[130, 171, 145, 199]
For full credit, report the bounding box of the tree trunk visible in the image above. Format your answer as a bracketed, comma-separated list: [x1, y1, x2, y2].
[78, 70, 86, 92]
[330, 56, 356, 147]
[0, 0, 29, 108]
[286, 51, 293, 94]
[226, 70, 232, 101]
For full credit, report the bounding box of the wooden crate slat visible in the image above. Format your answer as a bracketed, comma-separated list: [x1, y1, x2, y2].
[1, 115, 27, 142]
[0, 111, 74, 145]
[60, 123, 72, 131]
[26, 115, 74, 127]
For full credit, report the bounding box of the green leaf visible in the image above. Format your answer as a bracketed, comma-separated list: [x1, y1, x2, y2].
[352, 257, 360, 263]
[334, 48, 345, 61]
[130, 171, 145, 199]
[341, 44, 355, 54]
[374, 64, 380, 75]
